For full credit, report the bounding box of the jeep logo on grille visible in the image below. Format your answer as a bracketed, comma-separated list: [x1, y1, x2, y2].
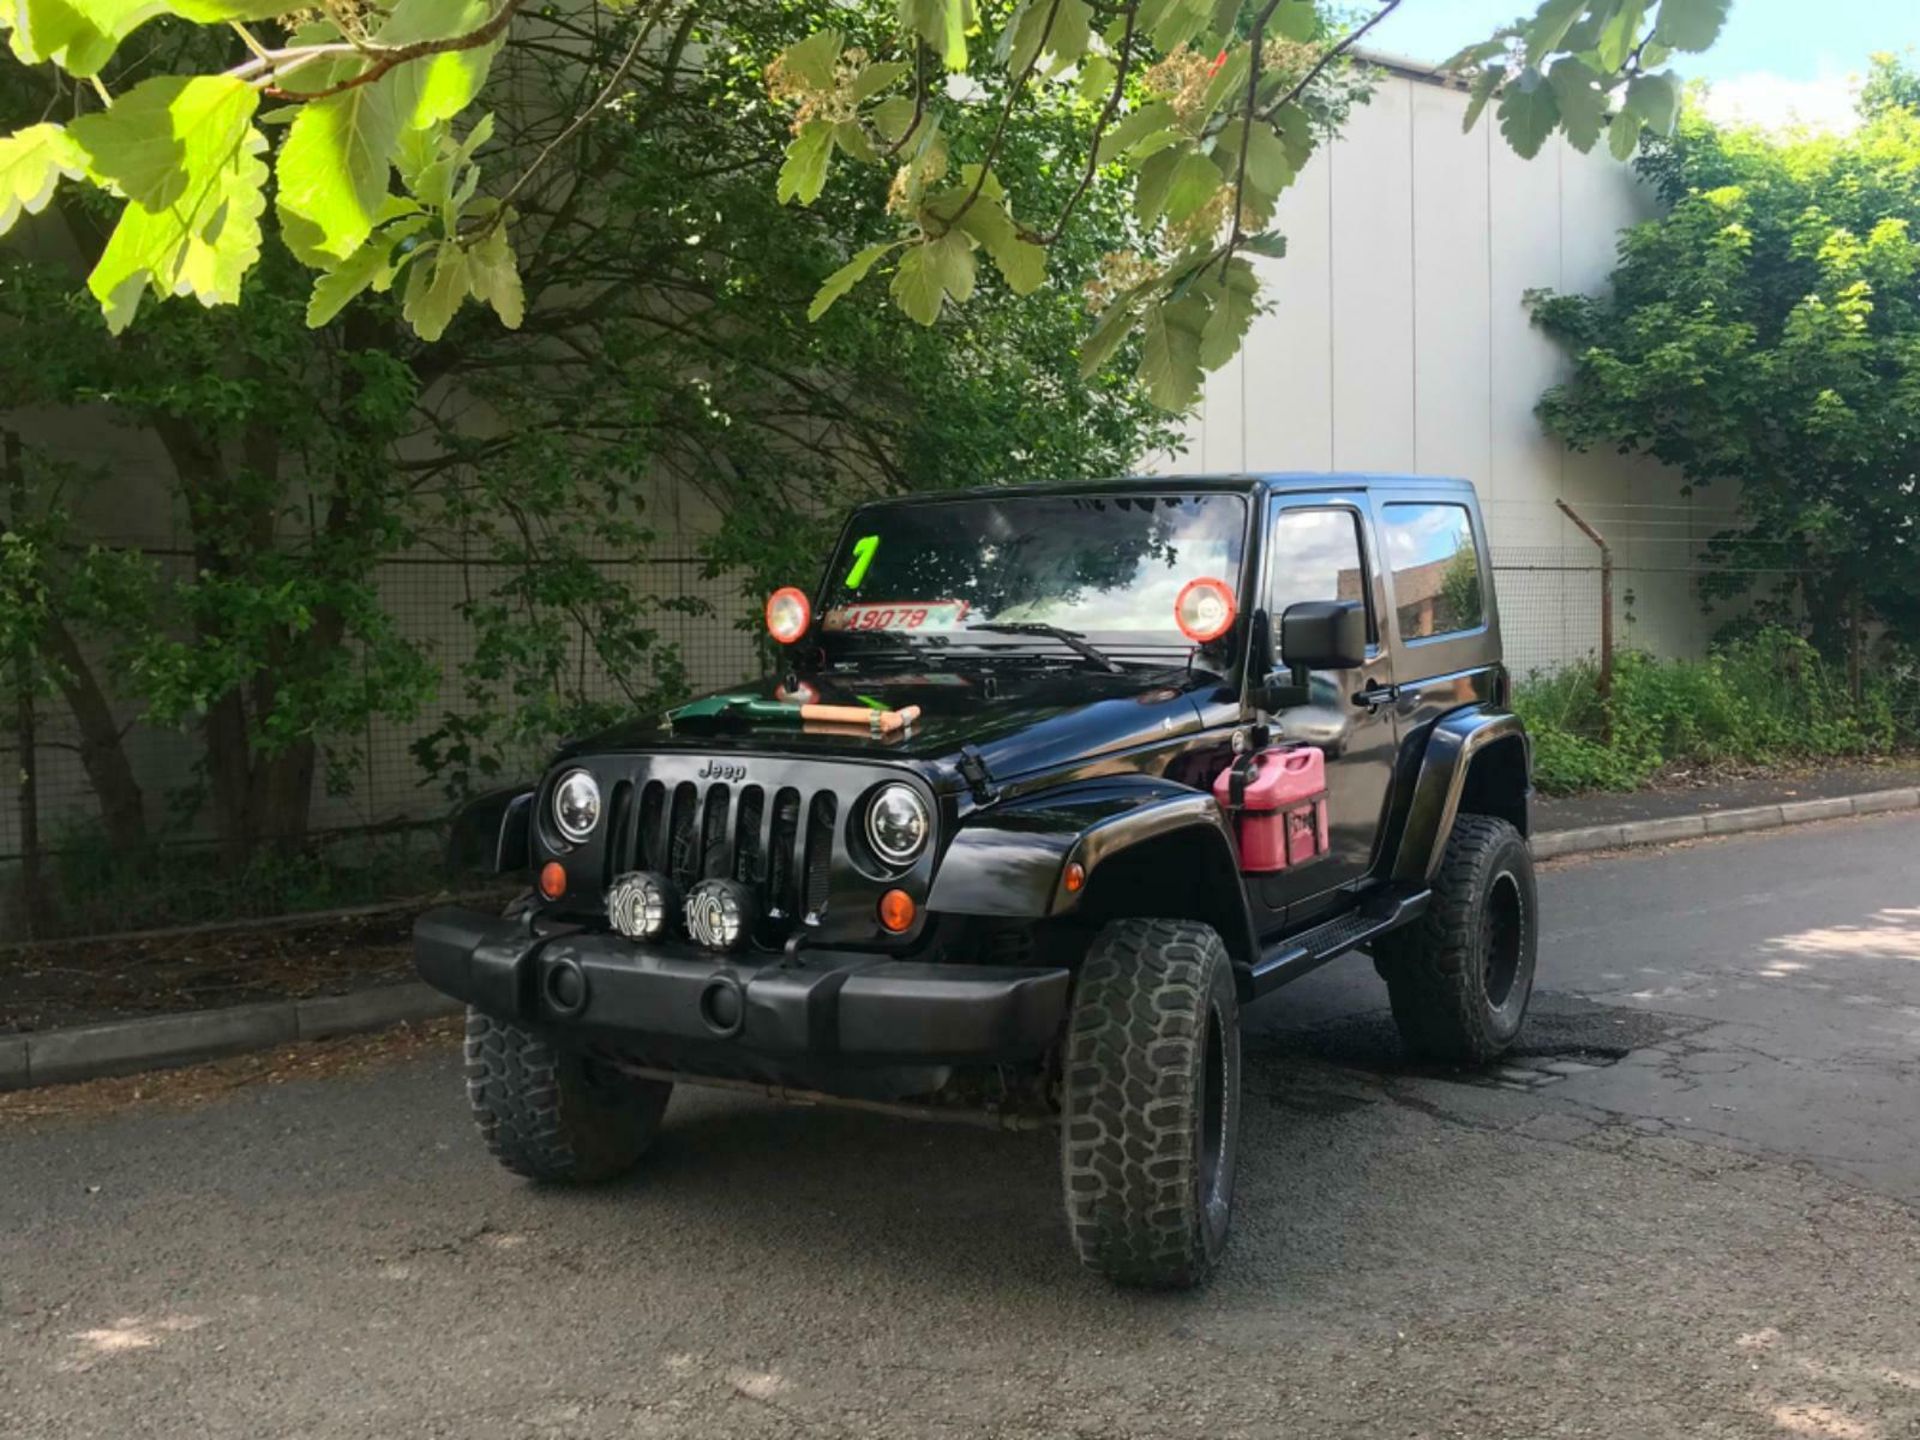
[698, 759, 746, 781]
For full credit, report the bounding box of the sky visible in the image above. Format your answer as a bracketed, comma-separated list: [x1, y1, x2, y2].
[1364, 0, 1920, 131]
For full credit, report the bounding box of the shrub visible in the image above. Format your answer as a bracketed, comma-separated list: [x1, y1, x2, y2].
[1515, 628, 1915, 794]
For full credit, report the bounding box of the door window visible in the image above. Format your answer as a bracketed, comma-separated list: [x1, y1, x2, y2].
[1269, 507, 1372, 662]
[1380, 503, 1483, 641]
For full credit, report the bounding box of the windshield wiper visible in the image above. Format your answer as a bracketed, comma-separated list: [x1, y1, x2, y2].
[963, 622, 1123, 674]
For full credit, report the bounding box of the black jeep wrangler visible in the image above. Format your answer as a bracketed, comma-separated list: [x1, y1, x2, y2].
[416, 474, 1536, 1289]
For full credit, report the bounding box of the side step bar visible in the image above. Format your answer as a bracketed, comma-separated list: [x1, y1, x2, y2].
[1247, 887, 1431, 998]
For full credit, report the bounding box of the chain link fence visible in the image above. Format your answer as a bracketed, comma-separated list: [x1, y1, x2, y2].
[2, 505, 1911, 940]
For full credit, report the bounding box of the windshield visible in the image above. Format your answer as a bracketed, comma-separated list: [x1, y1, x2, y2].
[819, 492, 1247, 651]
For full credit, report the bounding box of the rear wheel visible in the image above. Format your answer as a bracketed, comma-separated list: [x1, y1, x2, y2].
[1375, 815, 1537, 1064]
[1061, 918, 1240, 1290]
[464, 1008, 672, 1184]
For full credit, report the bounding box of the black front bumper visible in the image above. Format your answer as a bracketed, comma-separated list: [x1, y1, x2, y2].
[414, 906, 1070, 1064]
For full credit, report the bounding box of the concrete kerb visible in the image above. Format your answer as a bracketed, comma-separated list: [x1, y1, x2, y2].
[1533, 786, 1920, 861]
[3, 788, 1916, 1093]
[3, 983, 460, 1093]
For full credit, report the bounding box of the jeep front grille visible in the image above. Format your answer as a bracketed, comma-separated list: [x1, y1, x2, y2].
[616, 777, 829, 922]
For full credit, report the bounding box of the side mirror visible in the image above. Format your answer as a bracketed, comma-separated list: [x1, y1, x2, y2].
[1280, 600, 1367, 671]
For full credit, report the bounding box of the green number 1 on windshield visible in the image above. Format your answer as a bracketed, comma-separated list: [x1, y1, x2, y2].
[844, 534, 879, 589]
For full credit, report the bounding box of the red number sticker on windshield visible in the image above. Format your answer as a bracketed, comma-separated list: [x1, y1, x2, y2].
[823, 599, 969, 633]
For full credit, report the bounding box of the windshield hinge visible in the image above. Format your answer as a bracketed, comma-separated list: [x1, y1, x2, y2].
[956, 746, 998, 805]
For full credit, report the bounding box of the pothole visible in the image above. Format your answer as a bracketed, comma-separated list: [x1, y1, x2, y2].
[1250, 991, 1711, 1092]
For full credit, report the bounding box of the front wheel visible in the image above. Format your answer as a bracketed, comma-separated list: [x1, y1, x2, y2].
[464, 1009, 672, 1184]
[1374, 814, 1538, 1064]
[1061, 918, 1241, 1290]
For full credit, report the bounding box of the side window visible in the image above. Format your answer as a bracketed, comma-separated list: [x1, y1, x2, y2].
[1381, 503, 1483, 641]
[1269, 508, 1371, 659]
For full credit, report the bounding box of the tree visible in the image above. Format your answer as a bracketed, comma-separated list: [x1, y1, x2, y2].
[1, 0, 1174, 858]
[0, 0, 1736, 412]
[1528, 88, 1920, 655]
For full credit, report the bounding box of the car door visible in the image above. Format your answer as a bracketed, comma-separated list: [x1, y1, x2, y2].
[1248, 495, 1400, 928]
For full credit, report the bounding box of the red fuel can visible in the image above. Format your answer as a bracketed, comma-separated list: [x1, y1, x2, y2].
[1212, 746, 1331, 873]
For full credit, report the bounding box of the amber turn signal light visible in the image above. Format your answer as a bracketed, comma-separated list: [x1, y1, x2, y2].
[878, 888, 916, 933]
[1064, 861, 1085, 893]
[539, 861, 567, 900]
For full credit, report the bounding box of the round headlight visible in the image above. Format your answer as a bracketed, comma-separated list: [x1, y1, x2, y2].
[552, 769, 601, 844]
[865, 784, 929, 866]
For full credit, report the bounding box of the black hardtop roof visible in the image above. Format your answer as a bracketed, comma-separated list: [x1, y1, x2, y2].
[861, 473, 1477, 509]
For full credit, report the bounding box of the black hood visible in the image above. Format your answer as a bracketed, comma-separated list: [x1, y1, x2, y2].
[555, 663, 1230, 783]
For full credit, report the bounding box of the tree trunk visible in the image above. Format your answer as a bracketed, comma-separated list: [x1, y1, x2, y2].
[40, 617, 148, 853]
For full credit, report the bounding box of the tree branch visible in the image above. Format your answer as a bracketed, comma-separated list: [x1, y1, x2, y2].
[252, 0, 526, 101]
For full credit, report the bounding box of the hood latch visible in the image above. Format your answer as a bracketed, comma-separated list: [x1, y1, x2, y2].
[956, 746, 998, 805]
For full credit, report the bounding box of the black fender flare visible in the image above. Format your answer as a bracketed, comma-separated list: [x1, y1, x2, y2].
[447, 786, 534, 876]
[1388, 706, 1531, 885]
[926, 775, 1258, 970]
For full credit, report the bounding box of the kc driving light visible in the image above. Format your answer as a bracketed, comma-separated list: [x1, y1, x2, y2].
[685, 878, 756, 952]
[865, 784, 930, 866]
[552, 769, 601, 843]
[607, 871, 678, 941]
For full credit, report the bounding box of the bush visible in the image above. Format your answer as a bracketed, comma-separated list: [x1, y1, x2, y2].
[1514, 628, 1915, 795]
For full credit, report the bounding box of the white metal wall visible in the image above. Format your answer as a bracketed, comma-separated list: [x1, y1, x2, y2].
[1148, 59, 1736, 671]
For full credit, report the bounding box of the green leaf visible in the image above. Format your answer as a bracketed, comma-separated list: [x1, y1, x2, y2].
[1547, 56, 1606, 153]
[927, 228, 975, 303]
[954, 197, 1046, 293]
[1270, 0, 1316, 41]
[1151, 0, 1209, 52]
[1607, 107, 1640, 161]
[1239, 124, 1294, 198]
[834, 120, 878, 164]
[4, 0, 164, 77]
[779, 28, 843, 89]
[306, 230, 400, 327]
[1624, 70, 1679, 134]
[870, 95, 919, 141]
[809, 241, 899, 320]
[86, 122, 267, 332]
[1161, 149, 1223, 226]
[1198, 257, 1259, 369]
[1595, 0, 1647, 71]
[1005, 0, 1091, 76]
[1137, 295, 1207, 410]
[401, 240, 471, 341]
[889, 240, 946, 324]
[1095, 101, 1175, 165]
[466, 221, 523, 329]
[275, 70, 409, 260]
[1077, 297, 1138, 376]
[1269, 101, 1315, 170]
[776, 119, 835, 204]
[1240, 230, 1286, 258]
[163, 0, 304, 19]
[70, 75, 256, 211]
[1207, 0, 1242, 43]
[377, 0, 500, 130]
[0, 122, 85, 235]
[1077, 53, 1117, 103]
[1651, 0, 1727, 52]
[852, 60, 910, 102]
[1522, 0, 1586, 66]
[1462, 66, 1502, 132]
[1192, 44, 1251, 131]
[901, 0, 971, 70]
[1497, 68, 1560, 159]
[1132, 144, 1182, 227]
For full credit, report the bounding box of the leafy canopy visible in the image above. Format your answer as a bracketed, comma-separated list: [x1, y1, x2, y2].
[1530, 75, 1920, 650]
[0, 0, 1733, 408]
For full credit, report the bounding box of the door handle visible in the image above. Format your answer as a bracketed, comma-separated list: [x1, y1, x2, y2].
[1353, 682, 1401, 712]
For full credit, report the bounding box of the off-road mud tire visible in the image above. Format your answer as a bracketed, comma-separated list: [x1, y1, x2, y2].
[1061, 918, 1240, 1290]
[464, 1008, 672, 1184]
[1374, 814, 1537, 1065]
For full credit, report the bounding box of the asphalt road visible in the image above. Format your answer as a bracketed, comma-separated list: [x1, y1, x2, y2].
[4, 815, 1918, 1439]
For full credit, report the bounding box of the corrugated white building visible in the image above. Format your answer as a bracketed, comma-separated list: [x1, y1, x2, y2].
[1150, 54, 1733, 674]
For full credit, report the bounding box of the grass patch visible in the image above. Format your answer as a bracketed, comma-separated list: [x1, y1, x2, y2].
[1514, 628, 1920, 794]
